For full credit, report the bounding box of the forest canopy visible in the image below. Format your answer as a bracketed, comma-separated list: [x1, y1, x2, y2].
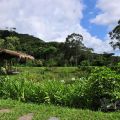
[0, 29, 119, 67]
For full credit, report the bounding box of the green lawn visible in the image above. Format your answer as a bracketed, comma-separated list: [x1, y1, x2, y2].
[0, 99, 120, 120]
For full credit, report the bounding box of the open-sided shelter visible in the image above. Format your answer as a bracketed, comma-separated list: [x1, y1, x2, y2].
[0, 49, 34, 74]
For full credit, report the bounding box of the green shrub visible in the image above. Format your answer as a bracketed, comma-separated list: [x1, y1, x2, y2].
[117, 62, 120, 67]
[0, 75, 26, 101]
[0, 67, 7, 75]
[44, 59, 58, 67]
[109, 66, 120, 73]
[33, 59, 43, 67]
[87, 67, 120, 109]
[80, 60, 91, 66]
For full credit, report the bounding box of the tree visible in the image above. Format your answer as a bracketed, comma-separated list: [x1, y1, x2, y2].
[0, 36, 19, 50]
[64, 33, 88, 66]
[0, 29, 20, 50]
[43, 46, 57, 60]
[109, 20, 120, 49]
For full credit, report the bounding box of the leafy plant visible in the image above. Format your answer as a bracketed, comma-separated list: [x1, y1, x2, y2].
[87, 67, 120, 109]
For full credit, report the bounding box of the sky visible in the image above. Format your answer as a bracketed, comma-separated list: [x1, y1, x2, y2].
[0, 0, 120, 55]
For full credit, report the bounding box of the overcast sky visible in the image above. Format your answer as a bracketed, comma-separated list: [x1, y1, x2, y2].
[0, 0, 120, 54]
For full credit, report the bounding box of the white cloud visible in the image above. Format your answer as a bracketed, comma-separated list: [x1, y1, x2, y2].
[0, 0, 114, 53]
[74, 25, 113, 53]
[90, 0, 120, 26]
[0, 0, 84, 38]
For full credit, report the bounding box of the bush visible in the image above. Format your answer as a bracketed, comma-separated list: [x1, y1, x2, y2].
[33, 59, 43, 67]
[0, 67, 7, 75]
[87, 67, 120, 109]
[117, 62, 120, 67]
[44, 59, 58, 67]
[109, 66, 120, 73]
[25, 59, 43, 67]
[80, 60, 91, 66]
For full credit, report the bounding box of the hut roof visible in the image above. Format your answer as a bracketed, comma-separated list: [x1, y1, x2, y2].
[0, 49, 34, 60]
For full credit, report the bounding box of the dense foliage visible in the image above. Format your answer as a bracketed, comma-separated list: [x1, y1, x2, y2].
[0, 29, 120, 67]
[1, 67, 120, 110]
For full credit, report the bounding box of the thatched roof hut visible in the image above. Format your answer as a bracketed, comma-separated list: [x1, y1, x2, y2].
[0, 49, 34, 60]
[0, 49, 35, 74]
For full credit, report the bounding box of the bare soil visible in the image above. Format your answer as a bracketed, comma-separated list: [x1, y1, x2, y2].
[0, 109, 11, 113]
[18, 113, 33, 120]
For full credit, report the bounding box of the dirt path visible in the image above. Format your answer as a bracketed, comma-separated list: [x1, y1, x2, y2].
[0, 108, 59, 120]
[48, 117, 59, 120]
[0, 109, 11, 113]
[18, 113, 33, 120]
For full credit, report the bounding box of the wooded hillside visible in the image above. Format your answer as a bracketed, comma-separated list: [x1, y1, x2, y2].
[0, 29, 120, 66]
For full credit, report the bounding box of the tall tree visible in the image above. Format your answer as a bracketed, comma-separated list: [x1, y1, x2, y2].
[109, 20, 120, 49]
[64, 33, 88, 66]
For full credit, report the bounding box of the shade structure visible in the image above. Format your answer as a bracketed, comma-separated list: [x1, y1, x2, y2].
[0, 49, 34, 60]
